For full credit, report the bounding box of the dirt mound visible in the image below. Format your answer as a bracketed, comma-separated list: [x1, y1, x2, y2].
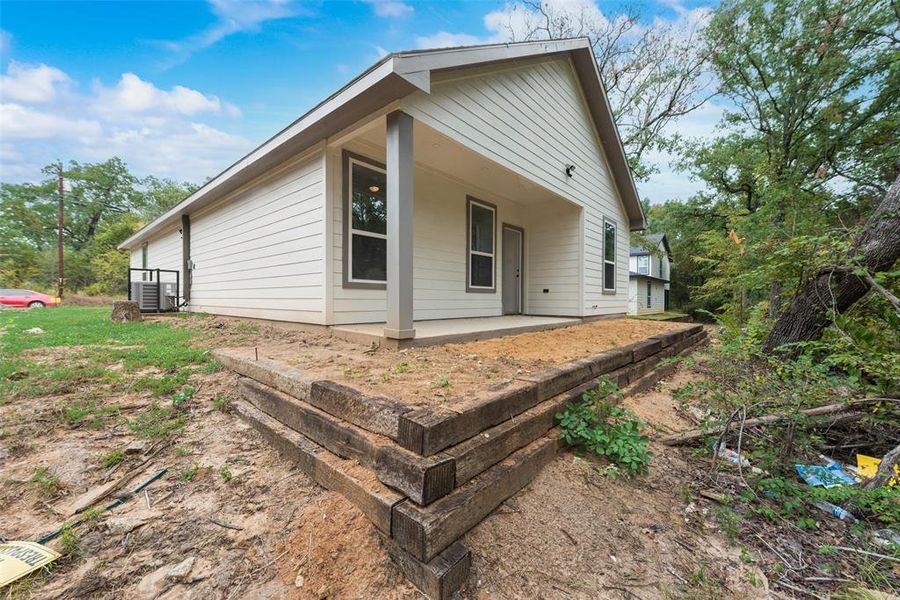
[276, 494, 417, 600]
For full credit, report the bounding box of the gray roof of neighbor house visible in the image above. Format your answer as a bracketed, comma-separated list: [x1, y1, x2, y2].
[120, 38, 645, 250]
[630, 233, 670, 256]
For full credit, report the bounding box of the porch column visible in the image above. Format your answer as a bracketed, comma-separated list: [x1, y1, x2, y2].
[384, 110, 415, 340]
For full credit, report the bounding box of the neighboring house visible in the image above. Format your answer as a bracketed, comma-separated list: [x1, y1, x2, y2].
[119, 39, 646, 342]
[628, 233, 671, 315]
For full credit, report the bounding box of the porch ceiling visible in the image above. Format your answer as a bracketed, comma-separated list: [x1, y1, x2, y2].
[350, 119, 576, 208]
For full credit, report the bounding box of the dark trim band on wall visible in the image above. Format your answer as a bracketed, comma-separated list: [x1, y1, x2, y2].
[181, 214, 191, 302]
[465, 195, 497, 294]
[342, 149, 388, 290]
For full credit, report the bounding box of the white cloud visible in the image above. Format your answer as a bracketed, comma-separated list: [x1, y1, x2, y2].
[365, 0, 413, 18]
[92, 73, 240, 117]
[0, 102, 102, 141]
[416, 31, 486, 49]
[0, 62, 251, 184]
[0, 62, 71, 103]
[158, 0, 299, 66]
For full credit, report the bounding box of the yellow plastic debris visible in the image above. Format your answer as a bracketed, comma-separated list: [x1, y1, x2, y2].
[857, 454, 899, 486]
[0, 541, 60, 587]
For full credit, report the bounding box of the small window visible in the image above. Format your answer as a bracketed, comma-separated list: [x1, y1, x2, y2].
[646, 281, 652, 308]
[637, 255, 649, 275]
[467, 197, 496, 292]
[141, 243, 148, 268]
[603, 219, 616, 292]
[348, 156, 388, 284]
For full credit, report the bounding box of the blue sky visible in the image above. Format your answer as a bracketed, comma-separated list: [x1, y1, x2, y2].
[0, 0, 722, 202]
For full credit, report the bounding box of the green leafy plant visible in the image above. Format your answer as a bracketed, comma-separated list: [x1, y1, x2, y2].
[212, 395, 231, 412]
[180, 461, 201, 482]
[219, 464, 233, 483]
[556, 377, 652, 476]
[171, 385, 194, 408]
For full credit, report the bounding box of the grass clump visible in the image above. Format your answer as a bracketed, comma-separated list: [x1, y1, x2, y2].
[28, 467, 62, 496]
[126, 401, 186, 440]
[99, 449, 126, 468]
[556, 377, 652, 476]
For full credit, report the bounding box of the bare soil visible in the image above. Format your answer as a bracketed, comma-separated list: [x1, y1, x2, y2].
[204, 316, 691, 408]
[1, 332, 770, 599]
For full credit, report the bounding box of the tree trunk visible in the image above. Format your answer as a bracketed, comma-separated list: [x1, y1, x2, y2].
[763, 175, 900, 353]
[864, 443, 900, 489]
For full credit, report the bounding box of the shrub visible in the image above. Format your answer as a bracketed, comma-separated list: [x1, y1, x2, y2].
[556, 377, 652, 476]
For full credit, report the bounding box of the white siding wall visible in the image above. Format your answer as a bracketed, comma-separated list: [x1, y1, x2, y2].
[402, 55, 631, 317]
[328, 145, 537, 324]
[629, 278, 666, 315]
[186, 151, 327, 322]
[129, 227, 182, 294]
[524, 202, 582, 316]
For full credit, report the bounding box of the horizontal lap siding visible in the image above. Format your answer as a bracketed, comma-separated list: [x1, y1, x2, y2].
[329, 148, 524, 324]
[403, 56, 632, 318]
[525, 203, 581, 316]
[189, 153, 326, 323]
[133, 227, 182, 292]
[631, 279, 666, 314]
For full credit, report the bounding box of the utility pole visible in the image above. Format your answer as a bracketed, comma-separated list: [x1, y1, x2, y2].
[57, 161, 65, 300]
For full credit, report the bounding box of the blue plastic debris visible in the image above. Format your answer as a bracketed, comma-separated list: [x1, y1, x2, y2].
[795, 462, 857, 488]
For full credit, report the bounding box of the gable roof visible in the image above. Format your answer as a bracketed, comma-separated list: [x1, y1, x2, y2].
[120, 38, 645, 250]
[630, 233, 670, 256]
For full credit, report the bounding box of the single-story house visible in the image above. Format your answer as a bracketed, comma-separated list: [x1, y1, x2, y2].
[119, 38, 647, 343]
[628, 233, 671, 315]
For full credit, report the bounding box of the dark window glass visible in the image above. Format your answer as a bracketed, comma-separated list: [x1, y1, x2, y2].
[604, 263, 615, 291]
[351, 163, 386, 235]
[470, 204, 494, 253]
[470, 254, 493, 288]
[647, 281, 652, 308]
[604, 221, 615, 262]
[351, 234, 387, 282]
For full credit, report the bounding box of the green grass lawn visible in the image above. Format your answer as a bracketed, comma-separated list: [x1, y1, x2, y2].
[0, 306, 212, 403]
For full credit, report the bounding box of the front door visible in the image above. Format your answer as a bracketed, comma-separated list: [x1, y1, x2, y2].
[502, 225, 523, 314]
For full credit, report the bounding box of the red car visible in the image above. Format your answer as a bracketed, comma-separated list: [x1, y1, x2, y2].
[0, 289, 61, 308]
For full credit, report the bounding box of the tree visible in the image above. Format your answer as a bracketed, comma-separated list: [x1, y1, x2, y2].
[677, 0, 899, 326]
[764, 175, 900, 352]
[496, 0, 716, 179]
[142, 176, 198, 221]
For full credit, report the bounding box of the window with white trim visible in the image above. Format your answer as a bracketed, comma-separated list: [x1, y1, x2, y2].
[467, 198, 495, 291]
[603, 219, 616, 292]
[348, 157, 387, 284]
[637, 255, 649, 275]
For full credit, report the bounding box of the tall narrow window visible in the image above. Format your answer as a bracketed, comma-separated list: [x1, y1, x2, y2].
[467, 197, 496, 292]
[346, 154, 387, 285]
[637, 255, 649, 275]
[646, 281, 652, 308]
[603, 219, 616, 292]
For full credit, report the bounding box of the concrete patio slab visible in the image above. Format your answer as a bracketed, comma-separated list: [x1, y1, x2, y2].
[332, 315, 581, 348]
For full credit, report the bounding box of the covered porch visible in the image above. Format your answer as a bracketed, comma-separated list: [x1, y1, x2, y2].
[332, 314, 581, 348]
[327, 107, 584, 343]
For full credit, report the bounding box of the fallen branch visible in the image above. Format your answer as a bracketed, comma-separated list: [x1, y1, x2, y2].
[663, 398, 898, 446]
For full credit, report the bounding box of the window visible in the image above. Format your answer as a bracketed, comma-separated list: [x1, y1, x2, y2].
[646, 281, 652, 308]
[344, 152, 387, 286]
[603, 219, 616, 292]
[141, 243, 149, 281]
[467, 197, 496, 292]
[637, 255, 649, 275]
